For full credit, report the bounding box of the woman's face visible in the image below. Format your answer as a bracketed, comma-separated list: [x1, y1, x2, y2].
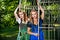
[31, 11, 37, 19]
[18, 12, 24, 19]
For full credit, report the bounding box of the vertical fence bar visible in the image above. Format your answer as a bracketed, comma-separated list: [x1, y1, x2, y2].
[38, 0, 40, 40]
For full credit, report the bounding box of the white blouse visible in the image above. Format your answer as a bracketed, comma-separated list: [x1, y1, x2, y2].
[16, 18, 21, 24]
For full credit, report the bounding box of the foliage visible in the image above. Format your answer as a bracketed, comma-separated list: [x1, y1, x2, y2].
[46, 4, 60, 16]
[0, 0, 60, 40]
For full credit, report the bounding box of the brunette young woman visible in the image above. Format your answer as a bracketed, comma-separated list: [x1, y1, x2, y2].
[14, 5, 29, 40]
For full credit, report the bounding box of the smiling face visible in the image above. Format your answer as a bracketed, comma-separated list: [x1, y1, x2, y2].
[18, 11, 27, 22]
[18, 12, 24, 19]
[31, 11, 38, 19]
[30, 10, 38, 24]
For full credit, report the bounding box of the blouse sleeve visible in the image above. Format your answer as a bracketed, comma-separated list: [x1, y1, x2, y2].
[40, 18, 43, 23]
[27, 21, 31, 28]
[16, 18, 21, 24]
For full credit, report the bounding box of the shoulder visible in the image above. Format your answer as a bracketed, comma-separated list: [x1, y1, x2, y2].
[27, 21, 32, 28]
[39, 18, 43, 22]
[16, 18, 21, 24]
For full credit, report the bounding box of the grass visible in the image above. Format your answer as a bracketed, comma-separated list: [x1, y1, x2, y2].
[0, 24, 59, 40]
[0, 26, 18, 40]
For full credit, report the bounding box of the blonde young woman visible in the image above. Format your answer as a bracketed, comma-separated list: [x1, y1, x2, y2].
[27, 4, 44, 40]
[14, 5, 29, 40]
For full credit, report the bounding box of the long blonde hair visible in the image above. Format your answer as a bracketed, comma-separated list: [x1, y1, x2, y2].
[30, 10, 38, 23]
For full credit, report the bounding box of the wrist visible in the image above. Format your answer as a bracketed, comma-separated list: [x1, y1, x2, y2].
[32, 33, 35, 35]
[32, 33, 37, 35]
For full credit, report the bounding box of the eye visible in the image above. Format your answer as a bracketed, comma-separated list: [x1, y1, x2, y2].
[19, 14, 23, 15]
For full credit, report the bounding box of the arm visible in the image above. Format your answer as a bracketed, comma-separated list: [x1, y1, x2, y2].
[27, 27, 39, 36]
[14, 6, 21, 24]
[14, 6, 19, 19]
[36, 0, 44, 20]
[40, 5, 44, 20]
[27, 27, 34, 35]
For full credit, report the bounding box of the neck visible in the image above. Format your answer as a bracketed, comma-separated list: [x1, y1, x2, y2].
[33, 18, 38, 25]
[33, 18, 38, 21]
[21, 18, 24, 21]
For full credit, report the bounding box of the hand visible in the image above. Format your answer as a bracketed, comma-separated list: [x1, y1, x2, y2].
[36, 0, 40, 8]
[17, 4, 21, 11]
[17, 4, 21, 8]
[33, 33, 39, 37]
[36, 0, 39, 6]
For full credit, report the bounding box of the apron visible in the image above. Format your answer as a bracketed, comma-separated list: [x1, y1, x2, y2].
[17, 23, 30, 40]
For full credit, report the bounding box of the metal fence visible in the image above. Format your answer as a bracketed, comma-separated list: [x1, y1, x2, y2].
[19, 0, 60, 40]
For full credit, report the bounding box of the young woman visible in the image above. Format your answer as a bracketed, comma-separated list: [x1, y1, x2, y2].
[27, 4, 44, 40]
[14, 5, 29, 40]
